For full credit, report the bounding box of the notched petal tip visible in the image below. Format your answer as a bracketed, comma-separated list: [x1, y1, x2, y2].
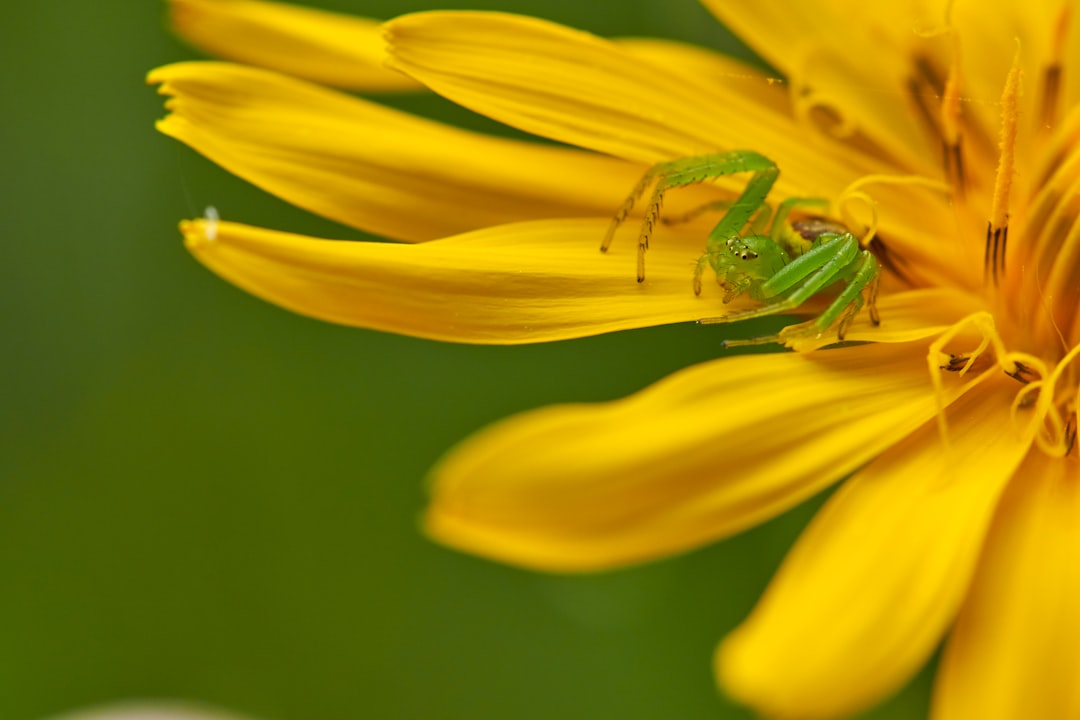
[168, 0, 419, 91]
[148, 60, 650, 242]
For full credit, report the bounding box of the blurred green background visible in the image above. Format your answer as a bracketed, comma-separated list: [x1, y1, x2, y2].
[1, 1, 933, 718]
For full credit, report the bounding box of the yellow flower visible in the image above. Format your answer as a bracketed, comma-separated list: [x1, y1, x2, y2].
[151, 0, 1080, 718]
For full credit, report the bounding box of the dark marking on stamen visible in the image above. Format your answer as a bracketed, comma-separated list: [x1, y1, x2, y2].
[913, 54, 946, 94]
[999, 224, 1008, 279]
[985, 221, 1008, 285]
[942, 354, 970, 372]
[1004, 360, 1036, 384]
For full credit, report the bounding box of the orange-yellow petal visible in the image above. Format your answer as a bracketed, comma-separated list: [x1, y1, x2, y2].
[699, 0, 939, 173]
[425, 340, 972, 572]
[932, 452, 1080, 720]
[150, 62, 640, 242]
[180, 217, 753, 343]
[717, 379, 1033, 719]
[698, 0, 919, 85]
[382, 11, 887, 199]
[169, 0, 419, 91]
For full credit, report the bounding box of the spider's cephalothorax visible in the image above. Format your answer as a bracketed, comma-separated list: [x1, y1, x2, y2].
[602, 150, 880, 341]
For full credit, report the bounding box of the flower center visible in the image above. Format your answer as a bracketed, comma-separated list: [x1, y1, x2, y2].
[927, 311, 1079, 458]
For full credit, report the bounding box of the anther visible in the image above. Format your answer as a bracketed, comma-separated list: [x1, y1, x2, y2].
[1004, 360, 1036, 384]
[986, 44, 1021, 285]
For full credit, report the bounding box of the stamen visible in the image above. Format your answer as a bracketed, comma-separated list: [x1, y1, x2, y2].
[1004, 360, 1038, 384]
[1038, 4, 1070, 131]
[927, 313, 1043, 447]
[927, 312, 1000, 445]
[1030, 341, 1080, 456]
[835, 175, 949, 284]
[836, 174, 950, 246]
[986, 44, 1021, 285]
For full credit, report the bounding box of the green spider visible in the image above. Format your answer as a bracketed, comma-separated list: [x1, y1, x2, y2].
[601, 150, 881, 341]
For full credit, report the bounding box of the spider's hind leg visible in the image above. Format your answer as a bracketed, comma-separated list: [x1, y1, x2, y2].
[811, 248, 881, 340]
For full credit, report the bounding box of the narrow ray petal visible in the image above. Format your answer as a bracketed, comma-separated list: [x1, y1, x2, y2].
[181, 217, 754, 343]
[613, 37, 791, 117]
[717, 380, 1032, 719]
[169, 0, 419, 91]
[150, 62, 641, 242]
[425, 341, 969, 572]
[382, 11, 887, 199]
[932, 453, 1080, 720]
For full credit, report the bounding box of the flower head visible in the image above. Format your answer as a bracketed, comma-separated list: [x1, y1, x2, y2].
[152, 1, 1080, 717]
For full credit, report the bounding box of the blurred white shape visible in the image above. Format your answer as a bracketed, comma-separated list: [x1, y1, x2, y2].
[204, 205, 220, 241]
[41, 700, 256, 720]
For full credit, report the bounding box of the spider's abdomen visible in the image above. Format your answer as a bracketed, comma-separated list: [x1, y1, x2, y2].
[783, 217, 850, 257]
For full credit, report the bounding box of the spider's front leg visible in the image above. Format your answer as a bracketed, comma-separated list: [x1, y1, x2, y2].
[701, 233, 881, 341]
[601, 150, 779, 282]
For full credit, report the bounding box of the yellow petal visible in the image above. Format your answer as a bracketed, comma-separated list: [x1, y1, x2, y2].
[382, 11, 887, 199]
[613, 37, 790, 117]
[718, 379, 1032, 720]
[425, 340, 965, 572]
[181, 217, 747, 343]
[169, 0, 419, 91]
[932, 452, 1080, 720]
[150, 62, 639, 242]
